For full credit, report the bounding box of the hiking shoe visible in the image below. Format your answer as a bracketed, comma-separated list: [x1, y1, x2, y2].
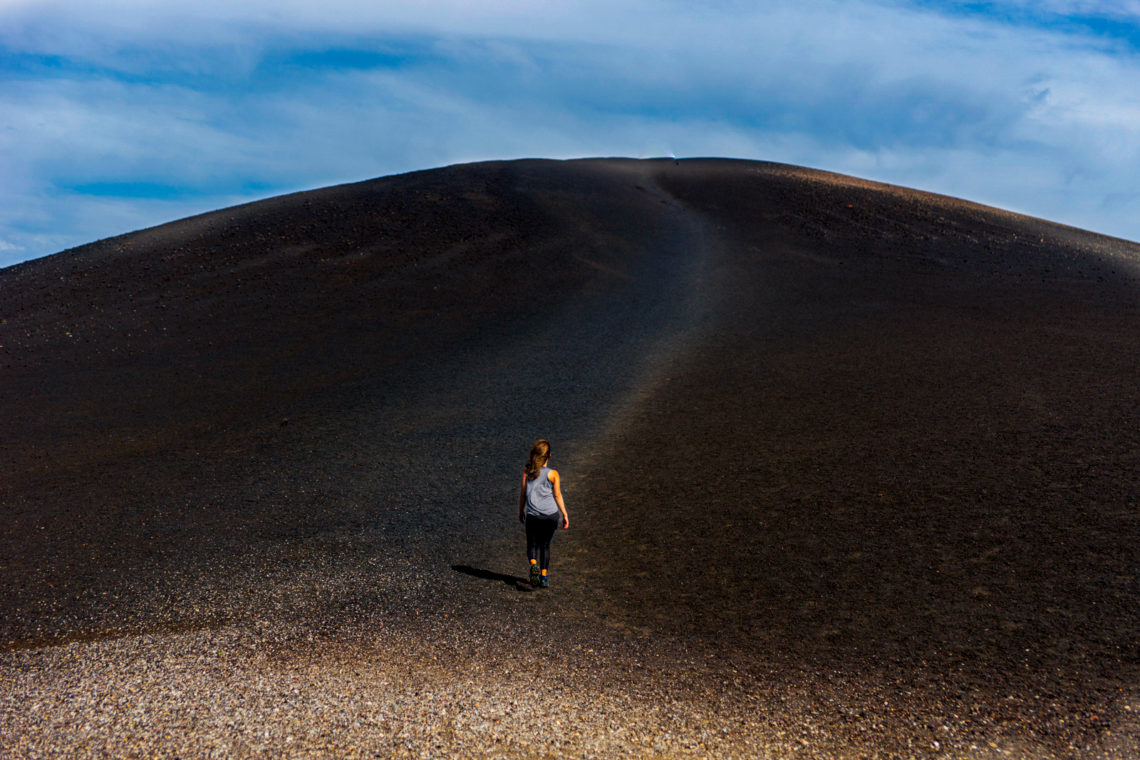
[530, 564, 540, 586]
[539, 574, 549, 588]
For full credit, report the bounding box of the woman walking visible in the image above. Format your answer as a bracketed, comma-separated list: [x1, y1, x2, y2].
[519, 439, 570, 587]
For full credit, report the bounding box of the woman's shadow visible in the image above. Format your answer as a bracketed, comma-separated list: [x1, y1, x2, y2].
[451, 564, 534, 592]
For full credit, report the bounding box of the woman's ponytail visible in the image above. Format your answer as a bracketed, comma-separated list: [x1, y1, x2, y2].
[525, 440, 551, 481]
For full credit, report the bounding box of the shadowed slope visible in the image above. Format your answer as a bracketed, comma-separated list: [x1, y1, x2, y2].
[2, 159, 684, 478]
[1, 158, 705, 647]
[555, 160, 1140, 753]
[2, 158, 1139, 757]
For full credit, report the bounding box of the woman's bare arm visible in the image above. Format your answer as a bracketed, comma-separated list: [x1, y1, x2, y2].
[550, 469, 569, 530]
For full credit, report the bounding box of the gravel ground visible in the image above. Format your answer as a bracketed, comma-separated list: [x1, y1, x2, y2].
[3, 611, 1137, 758]
[2, 159, 1139, 758]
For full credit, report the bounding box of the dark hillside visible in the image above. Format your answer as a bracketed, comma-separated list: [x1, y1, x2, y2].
[2, 158, 1138, 758]
[1, 158, 704, 648]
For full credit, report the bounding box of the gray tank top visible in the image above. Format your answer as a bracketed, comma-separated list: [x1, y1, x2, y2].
[525, 466, 560, 517]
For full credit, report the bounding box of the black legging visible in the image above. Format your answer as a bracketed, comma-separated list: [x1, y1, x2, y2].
[525, 515, 560, 570]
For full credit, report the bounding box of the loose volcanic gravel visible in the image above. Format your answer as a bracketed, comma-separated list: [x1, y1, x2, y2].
[2, 159, 1139, 758]
[3, 607, 1138, 758]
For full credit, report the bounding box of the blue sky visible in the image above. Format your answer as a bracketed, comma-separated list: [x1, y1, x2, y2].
[2, 0, 1140, 267]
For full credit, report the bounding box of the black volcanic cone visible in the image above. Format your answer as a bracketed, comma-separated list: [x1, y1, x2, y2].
[2, 158, 1139, 757]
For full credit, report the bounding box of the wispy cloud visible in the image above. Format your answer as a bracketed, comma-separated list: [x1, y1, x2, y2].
[3, 0, 1140, 266]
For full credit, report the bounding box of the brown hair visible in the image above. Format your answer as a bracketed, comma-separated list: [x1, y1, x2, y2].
[525, 439, 551, 481]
